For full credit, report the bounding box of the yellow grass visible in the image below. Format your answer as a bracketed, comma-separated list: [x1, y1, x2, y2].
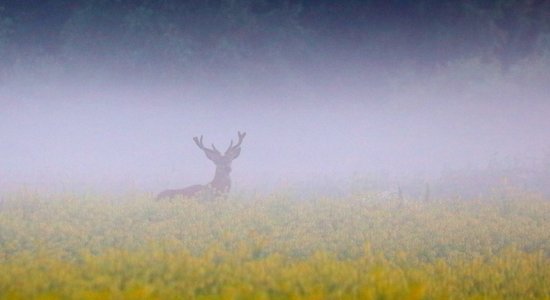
[0, 187, 549, 299]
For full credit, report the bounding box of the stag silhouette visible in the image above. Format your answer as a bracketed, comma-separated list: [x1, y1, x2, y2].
[156, 131, 246, 200]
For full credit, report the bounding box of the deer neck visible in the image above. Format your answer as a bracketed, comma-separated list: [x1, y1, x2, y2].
[210, 167, 231, 192]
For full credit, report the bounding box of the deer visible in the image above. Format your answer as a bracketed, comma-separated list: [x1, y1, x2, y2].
[156, 131, 246, 201]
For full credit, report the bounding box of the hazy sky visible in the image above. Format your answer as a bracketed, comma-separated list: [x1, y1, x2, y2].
[2, 62, 549, 193]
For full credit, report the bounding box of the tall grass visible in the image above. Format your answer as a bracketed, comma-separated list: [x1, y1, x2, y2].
[0, 187, 549, 299]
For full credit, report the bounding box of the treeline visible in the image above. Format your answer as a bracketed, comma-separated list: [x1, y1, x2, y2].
[0, 0, 549, 74]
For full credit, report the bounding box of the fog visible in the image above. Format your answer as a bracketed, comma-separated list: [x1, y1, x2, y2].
[2, 61, 549, 195]
[1, 2, 549, 195]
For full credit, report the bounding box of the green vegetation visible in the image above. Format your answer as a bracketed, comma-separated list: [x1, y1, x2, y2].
[0, 188, 549, 299]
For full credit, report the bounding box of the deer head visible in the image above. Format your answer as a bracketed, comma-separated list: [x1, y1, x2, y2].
[193, 131, 246, 191]
[194, 131, 245, 170]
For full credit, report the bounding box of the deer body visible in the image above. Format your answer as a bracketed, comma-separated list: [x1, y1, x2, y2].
[156, 132, 246, 200]
[155, 184, 204, 200]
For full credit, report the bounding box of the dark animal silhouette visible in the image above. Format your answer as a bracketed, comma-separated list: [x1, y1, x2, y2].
[156, 131, 246, 200]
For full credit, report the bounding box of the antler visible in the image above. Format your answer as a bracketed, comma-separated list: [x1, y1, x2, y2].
[225, 131, 246, 155]
[193, 135, 221, 155]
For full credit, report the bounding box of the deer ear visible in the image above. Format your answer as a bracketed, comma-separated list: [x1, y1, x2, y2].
[227, 147, 241, 160]
[203, 149, 222, 161]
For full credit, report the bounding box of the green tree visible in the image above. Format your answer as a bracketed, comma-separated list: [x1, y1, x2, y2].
[0, 5, 14, 66]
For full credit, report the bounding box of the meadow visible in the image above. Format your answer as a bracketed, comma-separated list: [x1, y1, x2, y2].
[0, 186, 549, 299]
